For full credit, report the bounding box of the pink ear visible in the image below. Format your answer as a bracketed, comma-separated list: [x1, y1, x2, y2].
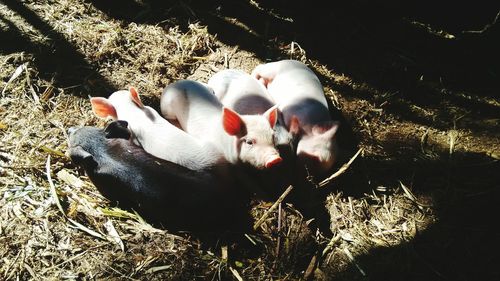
[222, 107, 245, 136]
[288, 115, 301, 135]
[312, 121, 339, 137]
[263, 105, 279, 128]
[251, 64, 275, 88]
[90, 97, 117, 119]
[258, 77, 269, 88]
[129, 87, 144, 108]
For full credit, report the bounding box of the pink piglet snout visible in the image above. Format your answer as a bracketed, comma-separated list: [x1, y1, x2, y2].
[265, 155, 283, 168]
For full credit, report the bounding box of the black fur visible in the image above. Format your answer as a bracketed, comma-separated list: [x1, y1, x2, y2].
[67, 121, 250, 231]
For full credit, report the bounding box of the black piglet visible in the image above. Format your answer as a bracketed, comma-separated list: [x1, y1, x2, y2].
[67, 120, 250, 231]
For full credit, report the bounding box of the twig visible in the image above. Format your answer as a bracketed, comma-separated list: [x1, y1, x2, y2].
[463, 10, 500, 34]
[244, 234, 257, 246]
[224, 52, 229, 69]
[229, 266, 243, 281]
[318, 148, 363, 188]
[276, 202, 282, 256]
[303, 252, 318, 280]
[253, 185, 294, 230]
[343, 247, 367, 277]
[104, 219, 125, 251]
[24, 63, 40, 104]
[46, 155, 105, 240]
[145, 265, 172, 274]
[322, 233, 341, 257]
[221, 245, 228, 262]
[420, 129, 429, 153]
[23, 262, 39, 280]
[400, 182, 430, 209]
[1, 63, 26, 96]
[448, 130, 458, 157]
[46, 155, 65, 215]
[3, 250, 21, 280]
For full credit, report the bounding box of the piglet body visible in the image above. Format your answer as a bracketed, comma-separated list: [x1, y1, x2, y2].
[252, 59, 339, 174]
[160, 80, 282, 170]
[90, 88, 225, 171]
[207, 69, 298, 194]
[67, 121, 247, 230]
[208, 69, 275, 114]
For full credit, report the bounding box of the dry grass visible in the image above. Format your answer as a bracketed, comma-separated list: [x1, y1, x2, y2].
[0, 69, 210, 280]
[2, 0, 497, 280]
[0, 1, 219, 279]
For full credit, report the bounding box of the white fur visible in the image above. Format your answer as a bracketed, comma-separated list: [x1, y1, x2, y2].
[208, 69, 274, 114]
[161, 80, 281, 169]
[252, 59, 339, 173]
[105, 90, 225, 170]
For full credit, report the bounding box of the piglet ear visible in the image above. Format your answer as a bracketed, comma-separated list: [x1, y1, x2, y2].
[288, 115, 301, 136]
[251, 65, 272, 88]
[258, 77, 269, 88]
[90, 97, 117, 119]
[222, 107, 246, 136]
[312, 121, 339, 138]
[129, 87, 144, 108]
[104, 120, 131, 139]
[263, 104, 279, 129]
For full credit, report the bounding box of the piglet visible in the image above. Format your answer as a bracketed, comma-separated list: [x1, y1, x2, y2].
[160, 80, 282, 170]
[208, 69, 298, 152]
[67, 121, 249, 230]
[207, 69, 300, 195]
[252, 59, 339, 175]
[208, 69, 276, 114]
[90, 87, 225, 171]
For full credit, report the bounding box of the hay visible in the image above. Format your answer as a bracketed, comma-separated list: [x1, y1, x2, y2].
[4, 0, 495, 280]
[0, 1, 220, 279]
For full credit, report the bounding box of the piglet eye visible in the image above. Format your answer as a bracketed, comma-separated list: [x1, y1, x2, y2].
[246, 138, 255, 146]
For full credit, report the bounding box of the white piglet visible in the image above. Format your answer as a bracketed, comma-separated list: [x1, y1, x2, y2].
[208, 69, 297, 159]
[252, 59, 339, 174]
[160, 80, 282, 169]
[208, 69, 275, 114]
[90, 87, 226, 171]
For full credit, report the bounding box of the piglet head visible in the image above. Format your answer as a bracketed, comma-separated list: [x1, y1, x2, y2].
[297, 121, 339, 173]
[90, 87, 144, 120]
[67, 126, 100, 170]
[68, 121, 132, 172]
[222, 107, 283, 169]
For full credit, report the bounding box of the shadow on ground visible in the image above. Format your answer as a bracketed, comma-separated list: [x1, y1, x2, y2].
[327, 154, 500, 281]
[1, 0, 116, 95]
[3, 0, 498, 132]
[84, 0, 500, 114]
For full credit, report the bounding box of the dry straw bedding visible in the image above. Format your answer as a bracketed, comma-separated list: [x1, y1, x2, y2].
[0, 0, 436, 280]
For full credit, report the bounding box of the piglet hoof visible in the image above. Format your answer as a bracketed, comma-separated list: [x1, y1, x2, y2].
[265, 156, 283, 168]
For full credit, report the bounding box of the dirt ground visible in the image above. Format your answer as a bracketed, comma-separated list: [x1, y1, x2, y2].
[1, 0, 499, 280]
